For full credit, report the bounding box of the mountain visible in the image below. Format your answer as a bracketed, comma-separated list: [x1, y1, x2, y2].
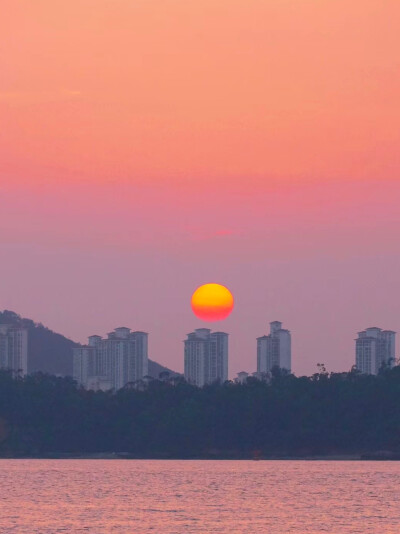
[148, 360, 179, 380]
[0, 310, 179, 379]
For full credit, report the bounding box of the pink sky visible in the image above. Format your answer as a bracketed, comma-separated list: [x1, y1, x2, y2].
[1, 1, 400, 375]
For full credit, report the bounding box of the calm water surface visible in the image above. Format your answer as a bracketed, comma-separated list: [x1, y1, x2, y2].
[0, 460, 400, 533]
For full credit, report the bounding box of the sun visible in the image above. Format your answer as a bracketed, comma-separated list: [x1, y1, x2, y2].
[191, 283, 234, 321]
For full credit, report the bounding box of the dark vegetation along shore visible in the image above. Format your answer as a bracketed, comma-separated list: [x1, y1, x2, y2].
[1, 366, 400, 459]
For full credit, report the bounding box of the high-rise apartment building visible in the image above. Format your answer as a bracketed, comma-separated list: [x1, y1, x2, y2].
[73, 346, 97, 388]
[184, 328, 228, 387]
[0, 324, 28, 375]
[73, 327, 148, 390]
[355, 327, 396, 374]
[257, 321, 291, 373]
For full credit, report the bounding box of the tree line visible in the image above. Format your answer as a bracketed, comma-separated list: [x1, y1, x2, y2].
[1, 366, 400, 458]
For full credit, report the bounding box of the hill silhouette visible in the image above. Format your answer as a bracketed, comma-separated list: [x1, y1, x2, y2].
[0, 310, 179, 379]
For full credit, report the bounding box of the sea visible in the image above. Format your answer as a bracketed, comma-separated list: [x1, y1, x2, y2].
[0, 460, 399, 533]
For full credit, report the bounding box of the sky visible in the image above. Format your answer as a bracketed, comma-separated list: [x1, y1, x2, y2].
[1, 0, 400, 376]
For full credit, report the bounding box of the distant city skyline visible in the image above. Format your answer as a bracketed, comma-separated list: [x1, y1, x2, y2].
[0, 316, 397, 385]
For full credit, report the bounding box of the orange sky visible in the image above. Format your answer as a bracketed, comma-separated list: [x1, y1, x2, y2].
[2, 0, 400, 187]
[1, 1, 400, 375]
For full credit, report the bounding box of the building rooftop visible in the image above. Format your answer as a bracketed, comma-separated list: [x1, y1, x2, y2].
[131, 331, 148, 335]
[211, 331, 229, 335]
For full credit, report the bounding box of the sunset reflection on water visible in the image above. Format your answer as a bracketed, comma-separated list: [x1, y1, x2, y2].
[0, 460, 400, 533]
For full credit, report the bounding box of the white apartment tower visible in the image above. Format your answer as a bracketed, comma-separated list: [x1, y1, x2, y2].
[184, 328, 228, 387]
[73, 327, 148, 390]
[257, 321, 291, 373]
[0, 324, 28, 375]
[355, 327, 396, 374]
[73, 346, 96, 387]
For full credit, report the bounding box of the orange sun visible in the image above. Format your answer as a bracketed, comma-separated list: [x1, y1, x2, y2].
[191, 283, 234, 321]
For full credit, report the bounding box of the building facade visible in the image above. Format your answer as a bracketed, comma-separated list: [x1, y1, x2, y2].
[257, 321, 291, 373]
[0, 324, 28, 375]
[184, 328, 228, 387]
[355, 327, 396, 374]
[73, 327, 148, 390]
[72, 346, 97, 388]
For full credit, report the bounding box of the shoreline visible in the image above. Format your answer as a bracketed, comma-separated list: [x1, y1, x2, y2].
[1, 453, 398, 461]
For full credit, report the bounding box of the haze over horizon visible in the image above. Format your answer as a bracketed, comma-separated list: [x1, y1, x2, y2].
[2, 1, 400, 377]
